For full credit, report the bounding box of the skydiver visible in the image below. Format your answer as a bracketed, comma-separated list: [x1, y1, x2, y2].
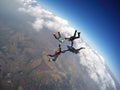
[65, 30, 80, 47]
[47, 44, 62, 61]
[53, 32, 65, 44]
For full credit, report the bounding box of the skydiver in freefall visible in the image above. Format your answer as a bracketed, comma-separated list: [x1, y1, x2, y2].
[53, 32, 65, 44]
[47, 44, 63, 61]
[65, 30, 80, 47]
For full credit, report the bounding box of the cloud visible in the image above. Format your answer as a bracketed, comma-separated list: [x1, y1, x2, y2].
[0, 0, 75, 36]
[18, 0, 75, 35]
[79, 43, 116, 90]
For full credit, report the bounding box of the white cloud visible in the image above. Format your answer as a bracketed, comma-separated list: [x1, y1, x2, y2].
[79, 42, 116, 90]
[32, 18, 44, 31]
[18, 0, 75, 36]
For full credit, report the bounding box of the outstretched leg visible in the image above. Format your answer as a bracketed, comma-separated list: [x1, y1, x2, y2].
[58, 44, 61, 52]
[53, 34, 58, 39]
[58, 32, 61, 38]
[71, 41, 73, 47]
[77, 32, 80, 38]
[47, 54, 55, 62]
[52, 55, 59, 61]
[74, 32, 81, 39]
[73, 30, 77, 37]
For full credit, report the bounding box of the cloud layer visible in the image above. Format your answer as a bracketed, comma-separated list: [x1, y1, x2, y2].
[18, 0, 75, 35]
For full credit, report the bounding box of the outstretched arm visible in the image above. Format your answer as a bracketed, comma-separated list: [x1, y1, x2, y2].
[47, 54, 55, 57]
[77, 47, 85, 51]
[65, 37, 69, 40]
[61, 49, 69, 53]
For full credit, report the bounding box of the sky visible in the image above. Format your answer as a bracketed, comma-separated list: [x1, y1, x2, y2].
[38, 0, 120, 81]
